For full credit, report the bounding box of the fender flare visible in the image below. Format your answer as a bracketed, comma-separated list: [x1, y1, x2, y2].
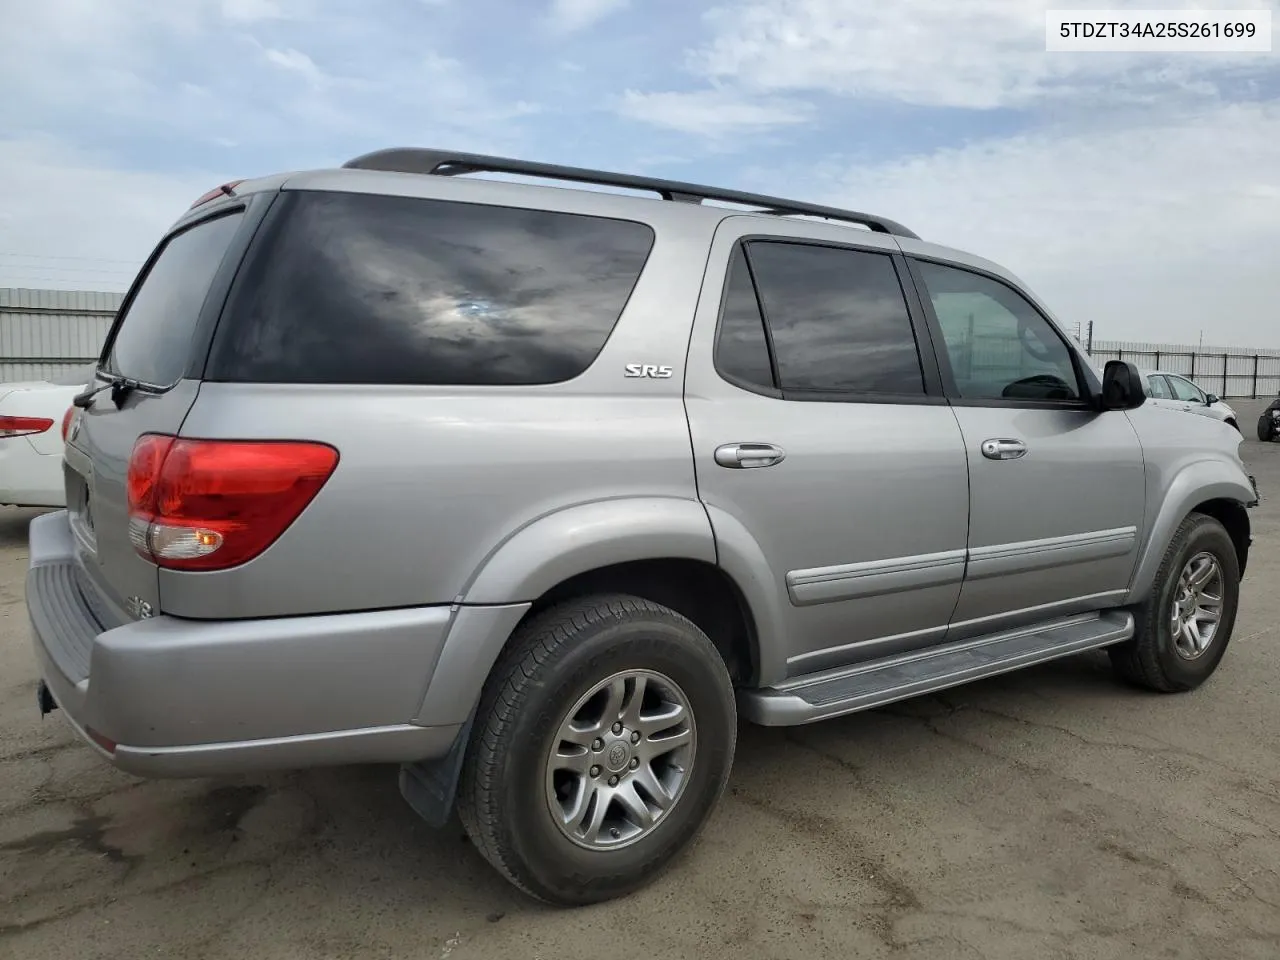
[416, 497, 728, 727]
[460, 496, 718, 604]
[1126, 459, 1255, 603]
[424, 497, 789, 723]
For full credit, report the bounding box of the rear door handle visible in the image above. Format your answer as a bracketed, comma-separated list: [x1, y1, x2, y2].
[715, 443, 786, 469]
[980, 438, 1027, 461]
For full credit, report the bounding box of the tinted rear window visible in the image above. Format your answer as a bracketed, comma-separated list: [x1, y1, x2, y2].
[207, 191, 655, 385]
[105, 211, 244, 386]
[746, 241, 925, 396]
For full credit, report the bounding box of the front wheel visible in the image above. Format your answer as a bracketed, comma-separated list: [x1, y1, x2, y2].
[1259, 416, 1276, 442]
[1109, 512, 1240, 692]
[456, 594, 737, 905]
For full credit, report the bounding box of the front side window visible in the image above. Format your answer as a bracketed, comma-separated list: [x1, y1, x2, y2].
[745, 241, 925, 396]
[914, 260, 1081, 402]
[1168, 376, 1205, 403]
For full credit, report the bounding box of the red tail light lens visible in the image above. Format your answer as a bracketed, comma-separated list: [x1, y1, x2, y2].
[127, 435, 339, 570]
[0, 415, 55, 438]
[189, 180, 244, 210]
[61, 406, 75, 442]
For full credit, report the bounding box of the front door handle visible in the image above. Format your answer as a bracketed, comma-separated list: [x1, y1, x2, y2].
[715, 442, 786, 469]
[980, 438, 1028, 461]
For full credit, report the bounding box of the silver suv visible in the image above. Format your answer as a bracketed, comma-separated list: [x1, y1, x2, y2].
[27, 148, 1259, 906]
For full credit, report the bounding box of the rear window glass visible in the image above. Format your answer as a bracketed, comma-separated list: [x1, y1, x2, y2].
[105, 212, 244, 386]
[207, 191, 655, 385]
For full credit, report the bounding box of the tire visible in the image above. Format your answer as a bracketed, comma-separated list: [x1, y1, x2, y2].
[1259, 416, 1275, 443]
[1109, 512, 1240, 692]
[456, 594, 737, 906]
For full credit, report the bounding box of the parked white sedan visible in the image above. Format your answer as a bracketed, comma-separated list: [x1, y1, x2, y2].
[0, 366, 92, 508]
[1140, 369, 1241, 432]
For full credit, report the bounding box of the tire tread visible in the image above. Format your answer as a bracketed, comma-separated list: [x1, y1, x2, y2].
[1110, 512, 1238, 692]
[455, 593, 732, 904]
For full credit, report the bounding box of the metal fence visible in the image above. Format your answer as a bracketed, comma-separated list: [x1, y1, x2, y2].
[1088, 339, 1280, 400]
[0, 287, 121, 383]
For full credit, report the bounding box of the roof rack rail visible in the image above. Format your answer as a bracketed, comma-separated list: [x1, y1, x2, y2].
[341, 147, 920, 240]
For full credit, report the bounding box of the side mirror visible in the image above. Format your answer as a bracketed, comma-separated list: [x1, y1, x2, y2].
[1099, 360, 1147, 411]
[1205, 393, 1220, 405]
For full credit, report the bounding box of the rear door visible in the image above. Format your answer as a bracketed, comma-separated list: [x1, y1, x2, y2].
[685, 218, 970, 679]
[64, 203, 254, 620]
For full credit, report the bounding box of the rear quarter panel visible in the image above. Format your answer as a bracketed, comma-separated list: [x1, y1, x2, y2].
[162, 183, 722, 619]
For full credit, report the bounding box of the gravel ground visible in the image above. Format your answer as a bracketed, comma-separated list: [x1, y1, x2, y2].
[2, 422, 1278, 960]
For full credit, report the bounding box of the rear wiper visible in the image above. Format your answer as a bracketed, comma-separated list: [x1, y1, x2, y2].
[72, 374, 140, 410]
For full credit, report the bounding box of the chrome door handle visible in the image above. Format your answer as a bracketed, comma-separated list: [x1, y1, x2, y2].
[980, 438, 1027, 461]
[714, 442, 786, 469]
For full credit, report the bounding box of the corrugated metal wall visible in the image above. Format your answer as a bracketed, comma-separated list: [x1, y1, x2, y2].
[0, 287, 121, 383]
[1089, 339, 1280, 399]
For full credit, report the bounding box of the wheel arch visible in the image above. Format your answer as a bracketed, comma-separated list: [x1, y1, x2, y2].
[416, 497, 778, 727]
[1127, 463, 1254, 603]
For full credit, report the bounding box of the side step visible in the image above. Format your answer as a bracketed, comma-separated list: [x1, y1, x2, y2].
[740, 610, 1134, 726]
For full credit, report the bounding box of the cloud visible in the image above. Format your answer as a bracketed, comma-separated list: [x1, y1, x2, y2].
[690, 0, 1277, 109]
[547, 0, 629, 34]
[814, 100, 1280, 343]
[220, 0, 287, 21]
[262, 46, 328, 87]
[0, 137, 218, 290]
[619, 88, 814, 136]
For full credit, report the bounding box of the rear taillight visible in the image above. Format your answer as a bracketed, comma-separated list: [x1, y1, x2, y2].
[61, 407, 74, 442]
[126, 434, 339, 571]
[0, 415, 55, 438]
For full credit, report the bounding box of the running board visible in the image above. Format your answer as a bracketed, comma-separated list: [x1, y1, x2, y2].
[740, 611, 1134, 726]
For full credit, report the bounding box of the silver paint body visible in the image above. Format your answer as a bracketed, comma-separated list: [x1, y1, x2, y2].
[26, 168, 1256, 776]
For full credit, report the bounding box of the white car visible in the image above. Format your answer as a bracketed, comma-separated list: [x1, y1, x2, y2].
[1140, 368, 1240, 432]
[0, 366, 93, 508]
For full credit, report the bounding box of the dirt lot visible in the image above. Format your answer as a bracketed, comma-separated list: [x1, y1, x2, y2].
[2, 422, 1278, 960]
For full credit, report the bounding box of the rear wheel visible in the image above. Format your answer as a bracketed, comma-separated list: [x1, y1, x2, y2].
[456, 594, 737, 905]
[1259, 416, 1276, 442]
[1109, 513, 1240, 692]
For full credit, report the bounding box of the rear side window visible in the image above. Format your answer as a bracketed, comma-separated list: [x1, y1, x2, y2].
[105, 212, 244, 386]
[208, 192, 655, 385]
[714, 246, 776, 392]
[1148, 375, 1172, 399]
[745, 241, 925, 396]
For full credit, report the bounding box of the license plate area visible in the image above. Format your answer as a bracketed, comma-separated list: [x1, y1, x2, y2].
[66, 468, 97, 553]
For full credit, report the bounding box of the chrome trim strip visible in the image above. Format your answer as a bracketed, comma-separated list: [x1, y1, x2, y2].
[965, 526, 1137, 580]
[786, 548, 966, 606]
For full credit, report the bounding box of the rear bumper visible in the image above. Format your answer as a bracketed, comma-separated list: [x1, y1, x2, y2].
[25, 510, 525, 778]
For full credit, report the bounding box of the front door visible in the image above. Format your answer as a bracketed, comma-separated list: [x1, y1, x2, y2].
[906, 255, 1147, 639]
[1166, 374, 1216, 420]
[685, 218, 971, 681]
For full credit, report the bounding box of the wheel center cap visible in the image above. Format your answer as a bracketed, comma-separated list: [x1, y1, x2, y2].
[604, 739, 632, 774]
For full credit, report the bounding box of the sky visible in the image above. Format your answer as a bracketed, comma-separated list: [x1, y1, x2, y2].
[0, 0, 1277, 346]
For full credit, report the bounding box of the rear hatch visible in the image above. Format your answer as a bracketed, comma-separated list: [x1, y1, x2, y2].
[64, 199, 259, 620]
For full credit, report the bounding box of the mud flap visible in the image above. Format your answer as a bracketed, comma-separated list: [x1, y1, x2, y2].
[36, 680, 58, 716]
[398, 714, 473, 828]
